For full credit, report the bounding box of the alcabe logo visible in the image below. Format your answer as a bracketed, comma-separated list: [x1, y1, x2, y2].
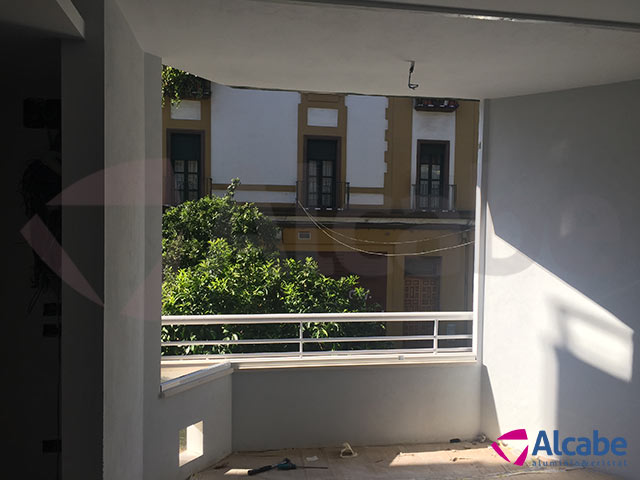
[491, 429, 529, 466]
[491, 429, 628, 467]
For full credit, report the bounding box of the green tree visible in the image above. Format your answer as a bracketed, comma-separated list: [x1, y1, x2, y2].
[161, 180, 385, 355]
[161, 65, 211, 106]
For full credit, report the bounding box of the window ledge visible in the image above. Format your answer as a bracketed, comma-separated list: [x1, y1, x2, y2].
[160, 361, 232, 397]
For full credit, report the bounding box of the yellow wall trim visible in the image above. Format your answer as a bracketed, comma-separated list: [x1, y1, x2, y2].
[453, 100, 480, 211]
[384, 97, 413, 209]
[162, 97, 212, 201]
[350, 186, 384, 194]
[297, 93, 348, 207]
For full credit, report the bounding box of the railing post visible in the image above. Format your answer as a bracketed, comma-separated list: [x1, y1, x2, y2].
[346, 182, 350, 210]
[434, 318, 439, 354]
[411, 184, 415, 210]
[295, 180, 299, 206]
[451, 184, 457, 212]
[299, 320, 304, 358]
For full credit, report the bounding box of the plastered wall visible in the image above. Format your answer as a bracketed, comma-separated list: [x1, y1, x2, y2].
[481, 80, 640, 479]
[232, 363, 481, 451]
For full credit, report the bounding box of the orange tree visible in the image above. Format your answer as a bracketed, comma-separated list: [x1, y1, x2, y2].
[161, 180, 385, 355]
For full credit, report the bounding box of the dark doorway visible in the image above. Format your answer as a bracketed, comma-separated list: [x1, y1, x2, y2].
[305, 137, 339, 209]
[416, 140, 449, 210]
[168, 131, 203, 204]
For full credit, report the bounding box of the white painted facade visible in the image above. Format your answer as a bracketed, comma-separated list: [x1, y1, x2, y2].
[345, 95, 387, 189]
[210, 84, 300, 186]
[349, 192, 384, 205]
[170, 99, 201, 120]
[210, 86, 460, 206]
[211, 189, 296, 204]
[307, 107, 339, 127]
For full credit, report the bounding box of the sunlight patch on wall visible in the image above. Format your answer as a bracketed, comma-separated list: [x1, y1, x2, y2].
[560, 305, 633, 382]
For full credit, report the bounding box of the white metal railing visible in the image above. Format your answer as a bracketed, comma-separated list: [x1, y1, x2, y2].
[161, 311, 473, 360]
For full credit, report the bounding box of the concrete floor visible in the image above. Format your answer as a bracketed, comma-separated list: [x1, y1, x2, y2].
[193, 442, 620, 479]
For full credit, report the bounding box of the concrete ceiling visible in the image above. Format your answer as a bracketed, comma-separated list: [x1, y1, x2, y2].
[1, 0, 84, 38]
[117, 0, 640, 99]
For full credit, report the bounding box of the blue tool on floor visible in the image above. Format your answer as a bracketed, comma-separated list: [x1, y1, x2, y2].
[248, 457, 328, 475]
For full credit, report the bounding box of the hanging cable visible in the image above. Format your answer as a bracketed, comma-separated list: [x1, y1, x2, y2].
[297, 201, 473, 245]
[297, 202, 474, 257]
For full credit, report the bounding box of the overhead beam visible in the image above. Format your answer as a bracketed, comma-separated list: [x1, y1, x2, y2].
[270, 0, 640, 33]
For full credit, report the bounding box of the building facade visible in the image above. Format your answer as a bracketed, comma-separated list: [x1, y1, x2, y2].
[162, 83, 478, 317]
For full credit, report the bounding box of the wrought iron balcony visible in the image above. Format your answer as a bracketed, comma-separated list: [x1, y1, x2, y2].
[296, 180, 350, 210]
[412, 183, 457, 212]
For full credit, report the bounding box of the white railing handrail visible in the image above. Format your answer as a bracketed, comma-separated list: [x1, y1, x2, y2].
[162, 311, 473, 325]
[161, 311, 474, 359]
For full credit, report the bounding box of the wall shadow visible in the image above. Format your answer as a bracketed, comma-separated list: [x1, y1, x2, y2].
[482, 80, 640, 479]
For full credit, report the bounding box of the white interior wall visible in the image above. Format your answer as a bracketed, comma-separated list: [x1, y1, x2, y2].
[1, 30, 62, 480]
[411, 111, 456, 187]
[103, 0, 146, 477]
[61, 0, 107, 476]
[345, 95, 387, 189]
[143, 39, 232, 480]
[210, 84, 299, 186]
[144, 376, 232, 480]
[232, 363, 481, 451]
[481, 80, 640, 479]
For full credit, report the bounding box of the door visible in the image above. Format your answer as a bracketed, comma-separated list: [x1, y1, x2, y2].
[417, 141, 449, 210]
[403, 257, 441, 343]
[305, 138, 338, 209]
[169, 131, 203, 204]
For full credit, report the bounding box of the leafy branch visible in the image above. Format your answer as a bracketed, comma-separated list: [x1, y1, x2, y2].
[162, 65, 211, 106]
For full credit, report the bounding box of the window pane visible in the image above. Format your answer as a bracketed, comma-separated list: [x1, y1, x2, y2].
[160, 87, 478, 364]
[308, 160, 317, 177]
[171, 133, 201, 160]
[307, 139, 337, 161]
[322, 160, 333, 177]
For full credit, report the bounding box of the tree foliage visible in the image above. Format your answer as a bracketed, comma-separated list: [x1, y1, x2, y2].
[161, 65, 211, 106]
[162, 180, 384, 355]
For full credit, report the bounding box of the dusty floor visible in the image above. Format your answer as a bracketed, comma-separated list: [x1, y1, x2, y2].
[193, 442, 620, 479]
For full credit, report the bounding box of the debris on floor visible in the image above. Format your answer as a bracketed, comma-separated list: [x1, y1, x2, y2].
[194, 443, 621, 479]
[247, 457, 328, 476]
[340, 442, 358, 458]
